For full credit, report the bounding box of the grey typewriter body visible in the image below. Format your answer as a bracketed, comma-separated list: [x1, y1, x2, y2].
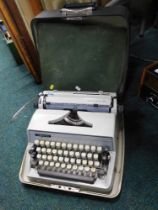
[19, 91, 125, 198]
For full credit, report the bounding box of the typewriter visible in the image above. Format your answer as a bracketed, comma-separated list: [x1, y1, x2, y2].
[19, 90, 124, 198]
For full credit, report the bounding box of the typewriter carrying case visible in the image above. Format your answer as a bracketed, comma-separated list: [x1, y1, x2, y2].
[19, 4, 129, 198]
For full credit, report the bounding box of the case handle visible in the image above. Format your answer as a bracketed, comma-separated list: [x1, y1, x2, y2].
[64, 0, 98, 9]
[60, 7, 93, 16]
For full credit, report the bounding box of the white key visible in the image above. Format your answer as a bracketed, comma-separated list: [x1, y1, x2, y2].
[97, 146, 102, 153]
[50, 142, 55, 148]
[88, 160, 93, 166]
[52, 149, 57, 155]
[59, 156, 64, 163]
[76, 159, 81, 165]
[37, 154, 41, 159]
[61, 142, 66, 149]
[55, 162, 60, 168]
[73, 144, 78, 151]
[91, 145, 96, 153]
[63, 150, 69, 157]
[67, 143, 72, 150]
[93, 153, 99, 160]
[42, 155, 47, 160]
[69, 151, 74, 157]
[78, 165, 84, 172]
[44, 161, 49, 167]
[53, 156, 58, 162]
[72, 165, 78, 171]
[46, 148, 51, 154]
[85, 145, 90, 152]
[64, 157, 69, 163]
[84, 166, 90, 172]
[40, 140, 45, 147]
[56, 142, 61, 149]
[79, 144, 84, 151]
[91, 167, 96, 175]
[39, 160, 44, 166]
[82, 160, 87, 166]
[61, 163, 66, 169]
[75, 151, 80, 158]
[81, 152, 86, 159]
[36, 147, 41, 153]
[70, 158, 75, 164]
[47, 155, 53, 161]
[50, 162, 54, 167]
[87, 153, 92, 160]
[67, 164, 72, 170]
[45, 141, 50, 148]
[34, 139, 40, 146]
[58, 150, 63, 156]
[41, 148, 46, 154]
[94, 161, 100, 167]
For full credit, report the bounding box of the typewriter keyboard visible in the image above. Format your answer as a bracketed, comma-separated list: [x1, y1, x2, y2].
[29, 139, 111, 184]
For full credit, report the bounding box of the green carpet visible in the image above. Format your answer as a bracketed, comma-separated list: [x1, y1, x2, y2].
[0, 26, 158, 210]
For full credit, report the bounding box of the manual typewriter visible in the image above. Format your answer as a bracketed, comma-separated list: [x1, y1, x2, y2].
[19, 90, 124, 198]
[19, 3, 128, 198]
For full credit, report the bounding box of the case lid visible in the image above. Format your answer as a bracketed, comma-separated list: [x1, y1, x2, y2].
[32, 6, 129, 98]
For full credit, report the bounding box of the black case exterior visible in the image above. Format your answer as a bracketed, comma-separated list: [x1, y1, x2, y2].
[31, 6, 129, 100]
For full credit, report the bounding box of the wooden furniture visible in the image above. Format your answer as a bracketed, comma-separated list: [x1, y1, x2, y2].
[140, 62, 158, 108]
[0, 0, 41, 83]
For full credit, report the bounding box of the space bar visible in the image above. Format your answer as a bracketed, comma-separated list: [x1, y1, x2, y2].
[38, 169, 95, 184]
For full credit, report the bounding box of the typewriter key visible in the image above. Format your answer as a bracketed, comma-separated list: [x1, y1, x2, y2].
[39, 160, 44, 166]
[41, 148, 46, 154]
[97, 146, 102, 153]
[40, 140, 45, 147]
[81, 152, 86, 159]
[50, 142, 55, 148]
[49, 162, 54, 168]
[53, 156, 58, 162]
[64, 157, 69, 163]
[52, 149, 57, 155]
[91, 146, 96, 152]
[73, 144, 78, 151]
[76, 159, 81, 165]
[42, 155, 47, 160]
[56, 142, 61, 149]
[46, 148, 51, 154]
[58, 150, 63, 156]
[85, 145, 90, 152]
[63, 150, 69, 157]
[47, 155, 53, 161]
[93, 153, 99, 160]
[70, 158, 75, 164]
[87, 153, 92, 160]
[61, 143, 66, 149]
[69, 151, 74, 157]
[34, 139, 40, 146]
[67, 143, 72, 150]
[59, 156, 64, 163]
[79, 144, 84, 151]
[37, 154, 42, 159]
[45, 141, 50, 148]
[94, 161, 100, 168]
[82, 160, 87, 166]
[88, 160, 93, 167]
[75, 151, 80, 158]
[36, 147, 41, 153]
